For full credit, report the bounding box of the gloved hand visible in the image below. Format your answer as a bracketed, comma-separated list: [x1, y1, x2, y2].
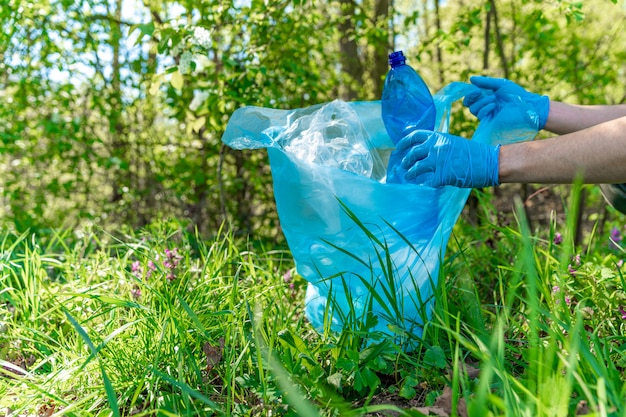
[463, 76, 550, 130]
[396, 129, 500, 188]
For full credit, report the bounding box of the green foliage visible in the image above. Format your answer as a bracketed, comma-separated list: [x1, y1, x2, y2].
[3, 1, 626, 414]
[0, 221, 419, 415]
[440, 185, 626, 416]
[1, 0, 346, 238]
[3, 0, 625, 239]
[2, 196, 626, 415]
[0, 222, 296, 414]
[3, 2, 626, 409]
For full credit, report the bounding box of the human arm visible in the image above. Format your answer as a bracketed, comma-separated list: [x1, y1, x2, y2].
[464, 76, 626, 134]
[398, 116, 626, 188]
[500, 115, 626, 184]
[544, 101, 626, 134]
[398, 77, 626, 188]
[459, 76, 626, 184]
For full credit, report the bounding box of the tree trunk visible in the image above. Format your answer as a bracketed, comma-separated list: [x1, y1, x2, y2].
[489, 0, 509, 78]
[483, 3, 491, 69]
[372, 0, 390, 98]
[433, 0, 444, 85]
[109, 0, 127, 204]
[338, 0, 364, 100]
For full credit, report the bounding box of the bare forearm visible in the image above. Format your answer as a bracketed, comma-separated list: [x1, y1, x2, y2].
[545, 101, 626, 134]
[500, 116, 626, 184]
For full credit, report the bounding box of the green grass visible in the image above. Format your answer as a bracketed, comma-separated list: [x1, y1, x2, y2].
[2, 189, 626, 416]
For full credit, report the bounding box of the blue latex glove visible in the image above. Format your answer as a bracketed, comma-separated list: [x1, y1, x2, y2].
[397, 130, 501, 188]
[463, 76, 550, 130]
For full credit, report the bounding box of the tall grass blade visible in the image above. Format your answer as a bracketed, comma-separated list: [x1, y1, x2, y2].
[64, 310, 121, 417]
[149, 367, 222, 411]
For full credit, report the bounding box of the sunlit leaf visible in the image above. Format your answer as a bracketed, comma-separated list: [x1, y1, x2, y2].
[171, 71, 184, 90]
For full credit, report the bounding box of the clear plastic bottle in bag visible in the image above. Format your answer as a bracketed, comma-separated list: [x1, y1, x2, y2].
[381, 50, 437, 184]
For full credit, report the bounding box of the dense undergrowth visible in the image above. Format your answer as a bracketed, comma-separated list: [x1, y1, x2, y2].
[1, 186, 626, 416]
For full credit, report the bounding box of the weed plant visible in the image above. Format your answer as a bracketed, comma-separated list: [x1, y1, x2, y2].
[1, 186, 626, 416]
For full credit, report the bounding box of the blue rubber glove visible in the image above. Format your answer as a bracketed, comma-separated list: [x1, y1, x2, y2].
[396, 130, 501, 188]
[463, 76, 550, 130]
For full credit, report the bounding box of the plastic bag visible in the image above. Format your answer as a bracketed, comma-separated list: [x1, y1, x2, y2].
[222, 82, 538, 346]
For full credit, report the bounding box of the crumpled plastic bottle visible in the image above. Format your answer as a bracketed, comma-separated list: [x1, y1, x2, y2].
[381, 50, 437, 184]
[278, 100, 386, 180]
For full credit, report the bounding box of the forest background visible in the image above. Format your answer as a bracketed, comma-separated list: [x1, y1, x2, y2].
[3, 0, 626, 242]
[4, 1, 626, 415]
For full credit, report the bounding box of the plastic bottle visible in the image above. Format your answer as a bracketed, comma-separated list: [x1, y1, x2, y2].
[381, 50, 436, 183]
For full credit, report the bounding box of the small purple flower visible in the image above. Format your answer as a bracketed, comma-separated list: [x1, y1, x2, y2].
[163, 248, 184, 282]
[131, 261, 142, 277]
[132, 259, 156, 278]
[618, 259, 624, 269]
[610, 227, 623, 250]
[553, 233, 563, 245]
[283, 270, 292, 284]
[611, 227, 623, 242]
[568, 264, 576, 276]
[572, 254, 581, 266]
[165, 248, 182, 266]
[620, 307, 626, 320]
[552, 285, 571, 306]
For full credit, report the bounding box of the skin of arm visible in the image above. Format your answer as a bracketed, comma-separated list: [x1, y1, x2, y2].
[544, 101, 626, 134]
[498, 101, 626, 184]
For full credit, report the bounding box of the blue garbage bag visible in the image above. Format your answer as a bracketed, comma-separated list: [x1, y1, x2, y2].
[221, 82, 538, 346]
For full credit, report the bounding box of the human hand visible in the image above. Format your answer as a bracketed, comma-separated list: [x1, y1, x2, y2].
[396, 130, 500, 188]
[463, 76, 549, 130]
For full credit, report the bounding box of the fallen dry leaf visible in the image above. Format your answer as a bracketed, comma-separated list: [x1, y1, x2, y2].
[433, 386, 468, 417]
[414, 406, 449, 416]
[462, 363, 481, 380]
[203, 337, 224, 372]
[37, 401, 56, 417]
[1, 353, 35, 379]
[575, 400, 590, 415]
[446, 362, 481, 381]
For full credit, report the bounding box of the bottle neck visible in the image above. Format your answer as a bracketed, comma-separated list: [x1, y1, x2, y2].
[388, 51, 406, 68]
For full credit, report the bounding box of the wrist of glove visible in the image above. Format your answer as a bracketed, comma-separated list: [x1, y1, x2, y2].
[395, 130, 500, 189]
[463, 76, 550, 130]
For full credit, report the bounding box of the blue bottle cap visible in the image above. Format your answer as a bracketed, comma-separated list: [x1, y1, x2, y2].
[388, 51, 406, 68]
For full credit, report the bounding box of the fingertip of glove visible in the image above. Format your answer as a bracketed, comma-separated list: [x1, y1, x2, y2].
[476, 102, 496, 120]
[398, 129, 428, 150]
[470, 75, 506, 89]
[462, 91, 481, 106]
[469, 75, 487, 85]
